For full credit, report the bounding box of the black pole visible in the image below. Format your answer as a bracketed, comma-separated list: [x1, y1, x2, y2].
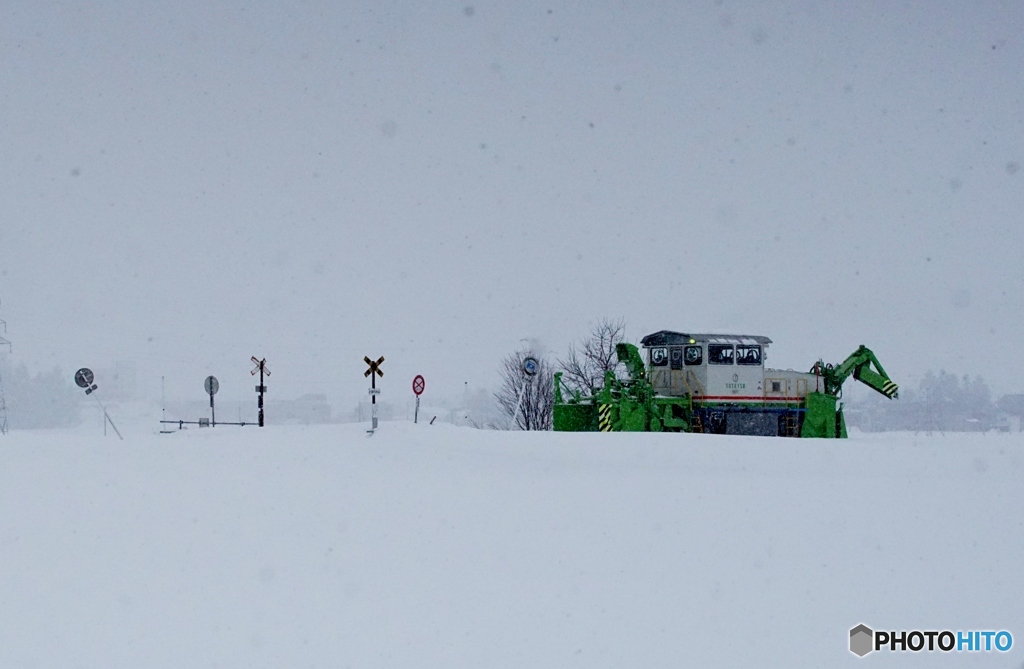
[258, 362, 265, 427]
[210, 392, 216, 427]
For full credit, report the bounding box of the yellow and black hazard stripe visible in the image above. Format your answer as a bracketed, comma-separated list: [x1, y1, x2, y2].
[882, 380, 898, 398]
[598, 404, 613, 432]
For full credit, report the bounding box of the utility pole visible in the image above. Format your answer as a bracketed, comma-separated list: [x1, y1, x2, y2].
[0, 302, 9, 435]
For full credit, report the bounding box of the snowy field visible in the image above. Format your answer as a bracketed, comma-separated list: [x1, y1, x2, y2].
[1, 422, 1021, 668]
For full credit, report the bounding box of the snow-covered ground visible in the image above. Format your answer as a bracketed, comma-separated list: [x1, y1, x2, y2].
[1, 422, 1020, 667]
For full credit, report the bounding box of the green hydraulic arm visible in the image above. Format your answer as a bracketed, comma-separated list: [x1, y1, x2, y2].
[615, 343, 646, 381]
[609, 343, 654, 431]
[813, 345, 899, 399]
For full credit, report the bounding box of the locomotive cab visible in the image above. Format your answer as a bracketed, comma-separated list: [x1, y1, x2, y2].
[640, 331, 772, 402]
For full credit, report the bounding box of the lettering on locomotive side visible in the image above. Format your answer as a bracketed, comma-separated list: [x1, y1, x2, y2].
[725, 383, 746, 389]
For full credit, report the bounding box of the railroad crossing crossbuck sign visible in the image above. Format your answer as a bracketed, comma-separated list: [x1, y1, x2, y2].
[251, 357, 270, 427]
[365, 356, 384, 433]
[364, 356, 384, 378]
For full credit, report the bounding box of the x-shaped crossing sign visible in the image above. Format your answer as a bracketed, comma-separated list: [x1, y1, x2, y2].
[251, 357, 271, 377]
[364, 356, 384, 378]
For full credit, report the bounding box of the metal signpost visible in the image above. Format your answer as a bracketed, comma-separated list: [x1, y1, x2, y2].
[74, 367, 123, 440]
[412, 374, 425, 423]
[159, 373, 255, 430]
[205, 375, 219, 426]
[364, 356, 384, 433]
[75, 368, 98, 394]
[512, 356, 539, 430]
[251, 357, 269, 427]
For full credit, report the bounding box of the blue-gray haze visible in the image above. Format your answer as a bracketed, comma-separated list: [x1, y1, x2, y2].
[1, 1, 1021, 410]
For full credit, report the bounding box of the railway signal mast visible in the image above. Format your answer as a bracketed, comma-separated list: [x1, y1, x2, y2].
[251, 357, 269, 427]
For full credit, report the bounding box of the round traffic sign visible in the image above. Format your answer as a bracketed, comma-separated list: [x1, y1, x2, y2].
[522, 357, 539, 376]
[412, 374, 425, 396]
[204, 375, 219, 396]
[74, 368, 94, 388]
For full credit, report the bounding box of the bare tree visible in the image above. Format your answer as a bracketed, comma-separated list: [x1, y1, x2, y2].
[557, 318, 627, 398]
[495, 349, 554, 430]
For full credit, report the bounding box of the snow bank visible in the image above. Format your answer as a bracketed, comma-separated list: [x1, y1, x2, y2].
[1, 423, 1020, 667]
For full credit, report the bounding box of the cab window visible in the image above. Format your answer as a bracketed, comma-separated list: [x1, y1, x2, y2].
[736, 345, 762, 366]
[650, 347, 668, 366]
[684, 345, 703, 366]
[670, 347, 683, 370]
[708, 344, 734, 365]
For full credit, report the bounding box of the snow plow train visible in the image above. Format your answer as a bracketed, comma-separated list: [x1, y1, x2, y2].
[553, 330, 899, 438]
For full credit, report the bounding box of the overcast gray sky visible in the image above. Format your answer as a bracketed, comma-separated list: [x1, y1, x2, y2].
[1, 0, 1021, 407]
